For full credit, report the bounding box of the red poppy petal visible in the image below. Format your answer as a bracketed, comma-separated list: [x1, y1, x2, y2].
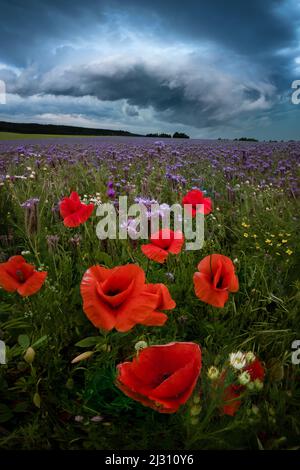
[222, 386, 242, 416]
[59, 198, 72, 219]
[86, 265, 111, 283]
[196, 254, 220, 275]
[59, 193, 81, 218]
[244, 358, 265, 381]
[200, 197, 213, 215]
[105, 265, 145, 295]
[182, 189, 204, 206]
[228, 274, 239, 292]
[80, 270, 116, 330]
[6, 255, 26, 265]
[76, 204, 94, 224]
[144, 283, 176, 310]
[193, 272, 229, 307]
[17, 271, 47, 297]
[116, 378, 158, 409]
[212, 259, 223, 289]
[141, 244, 168, 263]
[69, 191, 81, 204]
[0, 264, 20, 292]
[114, 292, 159, 332]
[116, 364, 163, 409]
[133, 343, 200, 383]
[168, 232, 184, 254]
[63, 212, 84, 227]
[97, 279, 136, 308]
[150, 358, 200, 401]
[138, 311, 168, 326]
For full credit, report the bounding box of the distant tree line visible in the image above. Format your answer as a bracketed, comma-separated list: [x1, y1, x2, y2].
[234, 137, 258, 142]
[0, 121, 142, 137]
[146, 132, 190, 139]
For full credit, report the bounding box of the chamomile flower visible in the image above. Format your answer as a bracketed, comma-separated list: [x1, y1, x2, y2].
[229, 351, 246, 370]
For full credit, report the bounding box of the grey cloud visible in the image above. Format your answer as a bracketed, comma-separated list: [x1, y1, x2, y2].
[1, 58, 277, 129]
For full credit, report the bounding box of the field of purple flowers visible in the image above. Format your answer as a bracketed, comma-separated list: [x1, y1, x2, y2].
[0, 136, 299, 449]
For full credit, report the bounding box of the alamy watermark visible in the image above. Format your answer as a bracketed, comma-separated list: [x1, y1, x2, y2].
[0, 79, 6, 105]
[291, 80, 300, 104]
[291, 340, 300, 365]
[0, 340, 6, 364]
[95, 197, 204, 250]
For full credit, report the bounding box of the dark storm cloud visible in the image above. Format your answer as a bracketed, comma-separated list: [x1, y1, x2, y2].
[113, 0, 296, 56]
[0, 0, 106, 66]
[0, 0, 298, 68]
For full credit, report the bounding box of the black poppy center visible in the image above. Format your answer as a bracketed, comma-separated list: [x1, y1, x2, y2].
[16, 269, 25, 283]
[105, 288, 122, 296]
[161, 373, 171, 381]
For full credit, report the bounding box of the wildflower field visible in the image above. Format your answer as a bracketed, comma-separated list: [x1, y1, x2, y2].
[0, 136, 299, 450]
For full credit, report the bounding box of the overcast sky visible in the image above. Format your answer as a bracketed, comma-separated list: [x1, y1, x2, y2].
[0, 0, 299, 139]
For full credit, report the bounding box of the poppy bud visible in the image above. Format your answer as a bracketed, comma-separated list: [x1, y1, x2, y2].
[135, 340, 148, 352]
[71, 351, 94, 364]
[253, 379, 264, 391]
[245, 351, 256, 364]
[24, 347, 35, 364]
[193, 394, 201, 404]
[190, 405, 202, 416]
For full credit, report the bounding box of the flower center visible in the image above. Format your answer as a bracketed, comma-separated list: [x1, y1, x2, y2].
[161, 373, 171, 381]
[105, 288, 122, 296]
[16, 269, 25, 283]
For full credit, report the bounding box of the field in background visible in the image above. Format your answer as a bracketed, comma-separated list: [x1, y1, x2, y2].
[0, 137, 299, 450]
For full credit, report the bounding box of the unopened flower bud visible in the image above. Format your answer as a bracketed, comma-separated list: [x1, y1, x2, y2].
[247, 381, 255, 391]
[193, 394, 201, 404]
[238, 371, 251, 385]
[71, 351, 94, 364]
[190, 404, 202, 416]
[207, 366, 220, 380]
[24, 347, 35, 364]
[254, 379, 264, 391]
[245, 351, 256, 364]
[135, 340, 148, 352]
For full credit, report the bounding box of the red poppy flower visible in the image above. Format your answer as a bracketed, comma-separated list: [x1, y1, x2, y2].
[193, 254, 239, 308]
[116, 342, 202, 413]
[0, 255, 47, 297]
[141, 229, 184, 264]
[182, 189, 212, 217]
[59, 191, 94, 227]
[244, 358, 265, 382]
[80, 264, 176, 332]
[222, 384, 242, 416]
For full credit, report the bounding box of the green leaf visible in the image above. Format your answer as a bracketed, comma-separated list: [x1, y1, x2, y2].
[0, 404, 13, 423]
[13, 402, 28, 413]
[31, 335, 48, 349]
[75, 337, 102, 348]
[17, 334, 30, 349]
[97, 252, 113, 266]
